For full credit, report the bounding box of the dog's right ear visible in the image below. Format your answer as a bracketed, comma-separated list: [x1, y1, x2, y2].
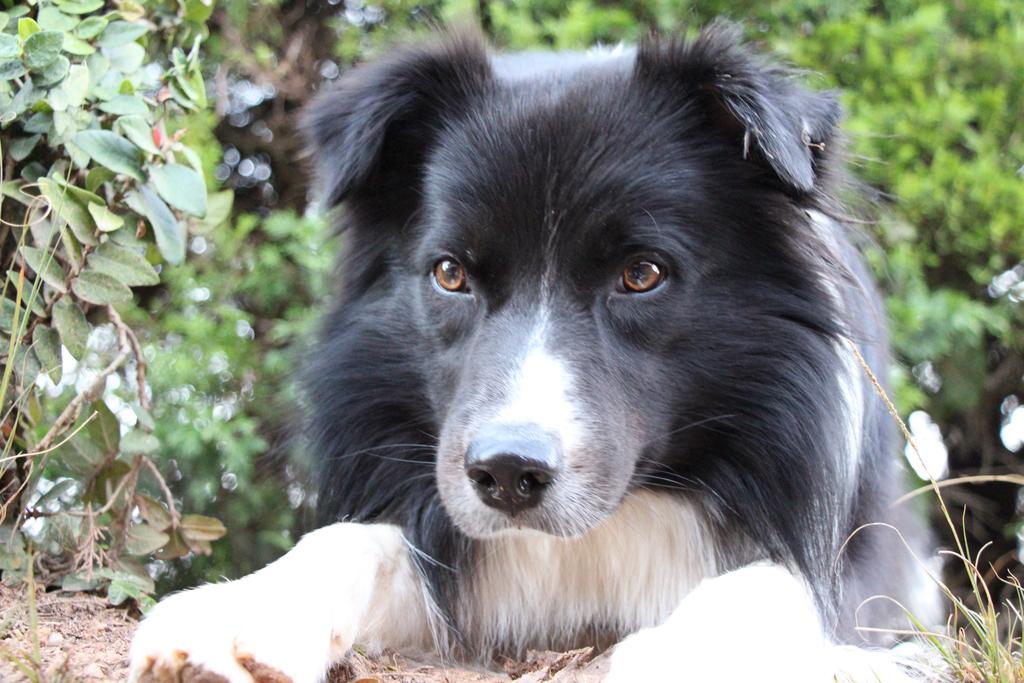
[302, 34, 492, 209]
[636, 22, 842, 196]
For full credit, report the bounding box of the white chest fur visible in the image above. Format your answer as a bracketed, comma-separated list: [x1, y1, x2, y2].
[461, 491, 717, 655]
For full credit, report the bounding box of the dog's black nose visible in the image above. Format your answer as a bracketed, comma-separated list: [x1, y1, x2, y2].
[465, 424, 559, 515]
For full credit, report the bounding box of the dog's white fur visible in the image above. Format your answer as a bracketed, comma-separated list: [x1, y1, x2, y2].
[492, 317, 584, 453]
[129, 523, 432, 682]
[461, 492, 715, 653]
[130, 493, 930, 682]
[609, 563, 924, 683]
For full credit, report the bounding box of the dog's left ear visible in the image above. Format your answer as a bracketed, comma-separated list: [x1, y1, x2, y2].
[302, 32, 492, 210]
[636, 22, 842, 194]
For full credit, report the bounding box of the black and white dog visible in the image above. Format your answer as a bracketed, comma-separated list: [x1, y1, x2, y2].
[130, 24, 940, 682]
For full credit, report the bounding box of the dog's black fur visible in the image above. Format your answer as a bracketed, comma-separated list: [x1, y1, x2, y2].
[302, 23, 929, 657]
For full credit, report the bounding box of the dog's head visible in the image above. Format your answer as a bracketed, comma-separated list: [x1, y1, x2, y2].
[304, 24, 844, 540]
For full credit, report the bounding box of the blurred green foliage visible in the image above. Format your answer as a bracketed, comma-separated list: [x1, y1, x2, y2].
[2, 0, 1021, 601]
[137, 206, 333, 589]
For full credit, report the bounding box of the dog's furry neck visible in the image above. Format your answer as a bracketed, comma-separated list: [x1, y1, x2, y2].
[456, 491, 716, 658]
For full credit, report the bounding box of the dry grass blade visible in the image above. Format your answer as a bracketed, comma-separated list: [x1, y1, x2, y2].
[846, 338, 1024, 682]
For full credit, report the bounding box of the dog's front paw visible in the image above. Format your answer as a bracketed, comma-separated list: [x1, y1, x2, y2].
[607, 564, 833, 682]
[129, 581, 340, 683]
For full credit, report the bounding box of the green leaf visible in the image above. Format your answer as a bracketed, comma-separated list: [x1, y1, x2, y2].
[154, 529, 189, 560]
[32, 326, 62, 382]
[85, 167, 114, 193]
[195, 190, 233, 233]
[0, 33, 18, 60]
[51, 298, 90, 354]
[137, 494, 172, 530]
[0, 298, 25, 334]
[150, 163, 206, 217]
[34, 55, 70, 87]
[9, 135, 40, 162]
[59, 226, 83, 269]
[166, 78, 197, 111]
[107, 577, 142, 606]
[115, 115, 159, 154]
[37, 7, 77, 32]
[132, 401, 154, 430]
[183, 0, 214, 23]
[62, 63, 89, 108]
[97, 94, 147, 116]
[23, 30, 63, 70]
[0, 534, 29, 583]
[179, 515, 227, 543]
[13, 344, 41, 387]
[122, 430, 160, 455]
[73, 129, 143, 180]
[89, 400, 121, 454]
[48, 82, 71, 111]
[60, 573, 100, 593]
[97, 20, 148, 48]
[61, 34, 94, 56]
[1, 181, 34, 206]
[20, 162, 46, 183]
[71, 270, 133, 305]
[48, 173, 104, 205]
[124, 523, 170, 556]
[18, 18, 41, 40]
[33, 478, 77, 509]
[62, 573, 102, 592]
[103, 41, 144, 73]
[38, 177, 98, 245]
[54, 0, 105, 14]
[82, 453, 128, 506]
[7, 270, 45, 316]
[75, 16, 107, 39]
[4, 80, 34, 119]
[87, 241, 159, 286]
[19, 245, 67, 292]
[87, 202, 124, 232]
[136, 187, 185, 265]
[23, 111, 52, 134]
[137, 594, 156, 613]
[0, 60, 27, 80]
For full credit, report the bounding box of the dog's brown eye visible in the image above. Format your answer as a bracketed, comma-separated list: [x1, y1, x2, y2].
[433, 258, 468, 292]
[622, 260, 664, 293]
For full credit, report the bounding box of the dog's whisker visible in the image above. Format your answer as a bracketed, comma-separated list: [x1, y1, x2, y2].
[332, 443, 438, 465]
[632, 475, 699, 492]
[637, 414, 738, 450]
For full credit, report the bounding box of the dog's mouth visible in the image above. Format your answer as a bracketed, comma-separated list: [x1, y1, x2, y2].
[440, 477, 616, 539]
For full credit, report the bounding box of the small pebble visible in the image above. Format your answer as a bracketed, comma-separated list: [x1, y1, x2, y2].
[45, 631, 63, 647]
[83, 662, 105, 678]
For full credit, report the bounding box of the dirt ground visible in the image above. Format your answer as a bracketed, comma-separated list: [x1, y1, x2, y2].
[0, 584, 136, 682]
[0, 585, 609, 682]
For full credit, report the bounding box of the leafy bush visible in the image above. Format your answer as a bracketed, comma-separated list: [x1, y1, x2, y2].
[0, 0, 228, 608]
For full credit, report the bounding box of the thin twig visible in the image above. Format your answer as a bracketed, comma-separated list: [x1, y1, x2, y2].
[122, 322, 151, 411]
[0, 412, 97, 464]
[895, 474, 1024, 506]
[66, 456, 140, 519]
[141, 455, 180, 525]
[845, 339, 966, 557]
